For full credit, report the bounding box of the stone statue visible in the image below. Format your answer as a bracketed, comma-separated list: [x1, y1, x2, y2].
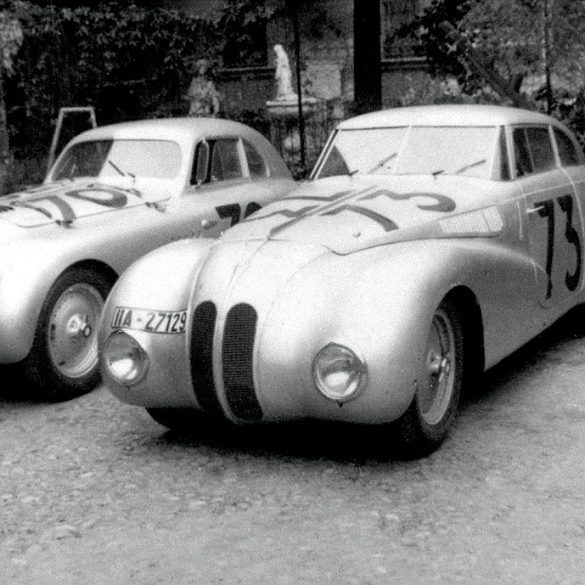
[185, 58, 220, 117]
[273, 44, 297, 101]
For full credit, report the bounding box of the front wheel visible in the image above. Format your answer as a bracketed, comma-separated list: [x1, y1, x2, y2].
[396, 299, 464, 457]
[23, 267, 114, 400]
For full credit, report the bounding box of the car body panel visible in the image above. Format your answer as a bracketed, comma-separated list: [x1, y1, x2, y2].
[99, 105, 585, 432]
[0, 117, 295, 364]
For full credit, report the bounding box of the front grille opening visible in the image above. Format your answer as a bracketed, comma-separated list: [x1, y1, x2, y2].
[223, 303, 263, 421]
[190, 301, 224, 418]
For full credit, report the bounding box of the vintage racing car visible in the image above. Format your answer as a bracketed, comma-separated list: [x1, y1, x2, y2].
[0, 117, 294, 398]
[99, 104, 585, 455]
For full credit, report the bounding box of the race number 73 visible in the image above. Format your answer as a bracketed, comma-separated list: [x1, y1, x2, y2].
[534, 194, 582, 299]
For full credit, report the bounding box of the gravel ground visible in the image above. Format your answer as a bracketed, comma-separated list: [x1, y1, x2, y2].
[1, 313, 585, 584]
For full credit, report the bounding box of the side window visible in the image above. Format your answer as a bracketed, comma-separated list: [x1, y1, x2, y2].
[513, 126, 556, 177]
[244, 140, 268, 178]
[191, 141, 209, 185]
[525, 127, 556, 173]
[513, 128, 533, 177]
[497, 126, 510, 180]
[554, 127, 580, 166]
[210, 139, 243, 182]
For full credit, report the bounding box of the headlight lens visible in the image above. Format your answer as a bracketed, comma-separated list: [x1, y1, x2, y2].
[101, 331, 149, 387]
[313, 343, 366, 402]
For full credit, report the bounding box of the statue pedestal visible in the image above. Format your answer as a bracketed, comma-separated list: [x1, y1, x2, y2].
[266, 97, 321, 172]
[266, 96, 318, 120]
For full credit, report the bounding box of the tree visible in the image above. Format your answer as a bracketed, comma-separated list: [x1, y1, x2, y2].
[408, 0, 585, 110]
[0, 3, 22, 193]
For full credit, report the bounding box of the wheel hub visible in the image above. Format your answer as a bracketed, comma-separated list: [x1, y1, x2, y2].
[418, 310, 457, 425]
[48, 283, 103, 378]
[428, 352, 451, 377]
[66, 315, 93, 338]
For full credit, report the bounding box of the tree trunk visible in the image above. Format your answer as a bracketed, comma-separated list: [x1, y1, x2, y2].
[0, 73, 9, 194]
[353, 0, 382, 114]
[542, 0, 554, 114]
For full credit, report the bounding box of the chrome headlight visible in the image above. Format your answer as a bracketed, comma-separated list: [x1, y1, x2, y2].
[101, 331, 149, 387]
[313, 343, 366, 403]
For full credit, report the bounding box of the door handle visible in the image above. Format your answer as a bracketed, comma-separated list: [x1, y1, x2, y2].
[526, 206, 543, 216]
[200, 218, 218, 230]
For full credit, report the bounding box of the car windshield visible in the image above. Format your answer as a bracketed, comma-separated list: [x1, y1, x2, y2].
[316, 125, 498, 179]
[52, 139, 182, 181]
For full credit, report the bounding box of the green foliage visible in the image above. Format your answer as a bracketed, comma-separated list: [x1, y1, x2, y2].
[402, 0, 470, 80]
[407, 0, 585, 105]
[1, 0, 284, 163]
[0, 6, 22, 72]
[3, 1, 221, 158]
[216, 0, 280, 67]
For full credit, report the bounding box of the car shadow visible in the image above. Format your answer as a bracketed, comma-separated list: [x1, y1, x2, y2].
[156, 306, 585, 463]
[461, 304, 585, 407]
[0, 364, 40, 403]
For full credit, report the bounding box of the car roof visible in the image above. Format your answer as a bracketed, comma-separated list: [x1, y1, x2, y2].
[339, 104, 563, 129]
[71, 117, 266, 143]
[63, 116, 292, 180]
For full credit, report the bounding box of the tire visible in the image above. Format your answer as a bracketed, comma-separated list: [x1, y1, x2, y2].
[146, 408, 210, 432]
[396, 299, 464, 457]
[23, 267, 114, 400]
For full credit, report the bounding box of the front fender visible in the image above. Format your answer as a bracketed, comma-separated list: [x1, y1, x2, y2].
[255, 238, 537, 423]
[0, 240, 77, 362]
[99, 237, 215, 407]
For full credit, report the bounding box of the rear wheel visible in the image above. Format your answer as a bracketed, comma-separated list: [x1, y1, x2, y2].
[23, 267, 114, 400]
[396, 299, 464, 457]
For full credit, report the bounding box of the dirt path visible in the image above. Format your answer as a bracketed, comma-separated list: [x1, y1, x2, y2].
[1, 315, 585, 584]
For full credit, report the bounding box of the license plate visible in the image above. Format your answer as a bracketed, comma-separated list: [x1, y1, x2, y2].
[111, 307, 187, 334]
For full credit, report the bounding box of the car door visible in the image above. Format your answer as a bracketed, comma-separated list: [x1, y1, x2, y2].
[516, 125, 584, 307]
[171, 137, 266, 241]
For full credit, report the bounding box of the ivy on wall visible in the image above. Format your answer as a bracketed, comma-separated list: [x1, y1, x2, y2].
[3, 1, 222, 160]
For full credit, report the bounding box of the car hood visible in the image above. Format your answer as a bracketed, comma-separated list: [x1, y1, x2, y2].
[0, 178, 171, 228]
[222, 174, 516, 254]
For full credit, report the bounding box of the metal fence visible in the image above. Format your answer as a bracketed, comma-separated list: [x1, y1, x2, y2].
[265, 99, 341, 179]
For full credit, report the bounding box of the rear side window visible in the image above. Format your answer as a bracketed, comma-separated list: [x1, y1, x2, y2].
[244, 140, 268, 178]
[513, 126, 556, 177]
[554, 127, 580, 166]
[513, 128, 532, 177]
[211, 139, 243, 181]
[526, 127, 556, 172]
[191, 138, 243, 185]
[497, 126, 510, 180]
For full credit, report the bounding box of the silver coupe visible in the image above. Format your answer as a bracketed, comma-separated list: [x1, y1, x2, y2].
[99, 105, 585, 455]
[0, 117, 294, 398]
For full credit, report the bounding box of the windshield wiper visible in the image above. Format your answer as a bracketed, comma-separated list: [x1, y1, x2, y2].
[107, 159, 136, 183]
[455, 158, 486, 175]
[367, 152, 397, 174]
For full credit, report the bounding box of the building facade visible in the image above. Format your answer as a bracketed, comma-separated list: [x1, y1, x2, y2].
[163, 0, 436, 113]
